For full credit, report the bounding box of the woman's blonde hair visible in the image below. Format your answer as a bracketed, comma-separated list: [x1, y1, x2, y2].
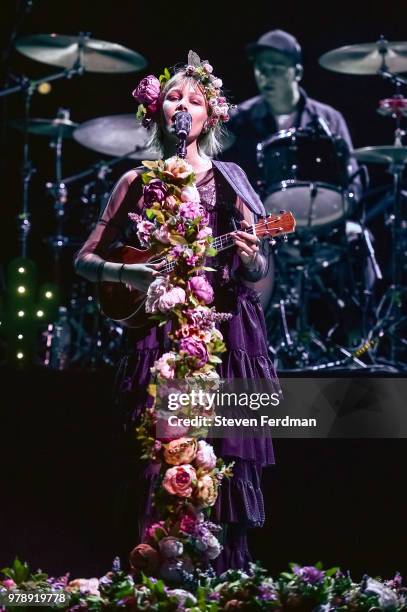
[145, 70, 229, 158]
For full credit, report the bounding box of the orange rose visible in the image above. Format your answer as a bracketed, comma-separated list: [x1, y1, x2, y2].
[162, 156, 194, 182]
[194, 473, 218, 507]
[163, 437, 198, 465]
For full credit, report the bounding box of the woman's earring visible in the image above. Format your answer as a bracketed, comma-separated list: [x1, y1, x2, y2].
[203, 120, 210, 134]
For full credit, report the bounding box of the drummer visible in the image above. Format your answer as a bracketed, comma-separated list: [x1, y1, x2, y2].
[222, 29, 361, 198]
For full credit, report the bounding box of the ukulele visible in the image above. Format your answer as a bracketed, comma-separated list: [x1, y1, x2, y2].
[98, 211, 296, 328]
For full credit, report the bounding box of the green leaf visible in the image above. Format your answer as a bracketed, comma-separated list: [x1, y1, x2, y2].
[169, 234, 188, 245]
[326, 566, 340, 577]
[205, 246, 217, 257]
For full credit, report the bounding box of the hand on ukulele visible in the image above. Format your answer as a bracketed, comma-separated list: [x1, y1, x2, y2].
[122, 260, 166, 293]
[232, 220, 261, 268]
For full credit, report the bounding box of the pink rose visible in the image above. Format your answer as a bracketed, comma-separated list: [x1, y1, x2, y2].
[152, 352, 176, 379]
[212, 78, 223, 88]
[187, 276, 214, 304]
[158, 286, 186, 312]
[132, 75, 161, 106]
[195, 440, 217, 470]
[179, 514, 197, 534]
[129, 543, 160, 574]
[143, 179, 168, 206]
[180, 185, 200, 203]
[163, 437, 198, 465]
[179, 336, 208, 367]
[197, 226, 212, 240]
[179, 201, 206, 220]
[202, 62, 213, 73]
[153, 224, 171, 244]
[163, 464, 196, 497]
[136, 219, 155, 245]
[2, 579, 16, 589]
[145, 521, 167, 542]
[158, 536, 184, 558]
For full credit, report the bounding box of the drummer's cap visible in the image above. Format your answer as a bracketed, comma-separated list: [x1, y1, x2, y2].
[246, 29, 302, 65]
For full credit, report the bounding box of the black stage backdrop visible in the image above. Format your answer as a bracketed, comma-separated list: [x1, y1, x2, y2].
[1, 0, 406, 580]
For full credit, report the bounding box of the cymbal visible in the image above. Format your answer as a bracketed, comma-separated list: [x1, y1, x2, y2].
[73, 114, 161, 159]
[353, 146, 407, 165]
[319, 40, 407, 75]
[9, 117, 78, 139]
[15, 34, 147, 73]
[74, 114, 237, 160]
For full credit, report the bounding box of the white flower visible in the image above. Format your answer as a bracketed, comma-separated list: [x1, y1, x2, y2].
[195, 440, 217, 470]
[166, 589, 197, 606]
[180, 184, 200, 203]
[365, 578, 399, 610]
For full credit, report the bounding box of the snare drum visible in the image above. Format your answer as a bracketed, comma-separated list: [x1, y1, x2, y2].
[257, 128, 352, 229]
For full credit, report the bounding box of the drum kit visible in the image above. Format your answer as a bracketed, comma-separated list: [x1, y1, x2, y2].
[256, 37, 407, 371]
[2, 32, 235, 369]
[3, 33, 407, 371]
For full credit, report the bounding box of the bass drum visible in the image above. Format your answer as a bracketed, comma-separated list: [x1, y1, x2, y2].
[257, 127, 352, 230]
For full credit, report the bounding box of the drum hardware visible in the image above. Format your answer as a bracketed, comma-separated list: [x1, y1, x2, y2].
[1, 38, 89, 260]
[319, 36, 407, 75]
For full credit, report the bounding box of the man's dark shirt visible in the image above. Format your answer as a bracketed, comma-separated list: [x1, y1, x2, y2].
[221, 87, 361, 199]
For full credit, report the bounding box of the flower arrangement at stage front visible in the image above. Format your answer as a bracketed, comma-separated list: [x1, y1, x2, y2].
[128, 155, 234, 581]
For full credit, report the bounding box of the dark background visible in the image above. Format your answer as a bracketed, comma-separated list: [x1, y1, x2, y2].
[1, 0, 406, 582]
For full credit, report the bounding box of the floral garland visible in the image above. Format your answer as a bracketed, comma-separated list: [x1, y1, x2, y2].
[2, 557, 406, 611]
[132, 50, 234, 128]
[128, 156, 234, 582]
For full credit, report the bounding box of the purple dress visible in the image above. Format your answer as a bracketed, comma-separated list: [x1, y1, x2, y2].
[75, 162, 280, 572]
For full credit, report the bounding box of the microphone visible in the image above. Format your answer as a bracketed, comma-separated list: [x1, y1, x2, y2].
[313, 114, 333, 138]
[173, 111, 192, 139]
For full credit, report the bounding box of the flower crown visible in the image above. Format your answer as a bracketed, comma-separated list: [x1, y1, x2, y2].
[132, 50, 234, 129]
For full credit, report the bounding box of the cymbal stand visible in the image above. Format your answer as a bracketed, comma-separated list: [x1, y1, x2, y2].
[372, 114, 407, 367]
[0, 39, 86, 259]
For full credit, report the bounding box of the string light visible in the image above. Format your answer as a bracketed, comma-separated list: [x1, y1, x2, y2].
[17, 352, 24, 360]
[45, 291, 53, 299]
[18, 267, 26, 274]
[17, 286, 26, 294]
[36, 310, 44, 318]
[18, 310, 25, 318]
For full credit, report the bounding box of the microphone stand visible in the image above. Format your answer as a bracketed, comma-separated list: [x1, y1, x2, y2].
[176, 135, 187, 159]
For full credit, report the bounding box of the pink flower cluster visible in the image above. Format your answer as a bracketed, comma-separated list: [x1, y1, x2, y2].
[132, 75, 161, 127]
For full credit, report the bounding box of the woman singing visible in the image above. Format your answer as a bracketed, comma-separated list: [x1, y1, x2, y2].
[74, 51, 280, 574]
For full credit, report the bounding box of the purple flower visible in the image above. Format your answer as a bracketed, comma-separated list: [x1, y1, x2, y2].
[293, 565, 325, 584]
[132, 75, 161, 106]
[179, 337, 208, 367]
[179, 201, 206, 220]
[188, 276, 214, 304]
[258, 584, 278, 601]
[143, 179, 168, 206]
